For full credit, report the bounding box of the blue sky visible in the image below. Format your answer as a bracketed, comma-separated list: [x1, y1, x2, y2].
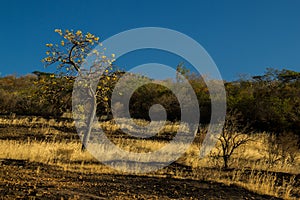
[0, 0, 299, 81]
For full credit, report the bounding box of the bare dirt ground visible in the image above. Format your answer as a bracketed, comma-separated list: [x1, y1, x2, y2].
[1, 123, 297, 199]
[0, 158, 282, 200]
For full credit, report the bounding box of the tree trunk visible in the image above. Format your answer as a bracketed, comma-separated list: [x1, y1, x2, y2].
[81, 93, 97, 152]
[223, 156, 229, 169]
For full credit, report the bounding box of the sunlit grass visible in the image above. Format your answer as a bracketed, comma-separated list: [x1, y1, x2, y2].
[0, 117, 299, 199]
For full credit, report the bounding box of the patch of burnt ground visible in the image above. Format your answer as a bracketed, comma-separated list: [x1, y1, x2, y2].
[0, 159, 282, 200]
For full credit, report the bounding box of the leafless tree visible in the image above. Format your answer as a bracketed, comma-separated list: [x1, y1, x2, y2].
[214, 111, 252, 169]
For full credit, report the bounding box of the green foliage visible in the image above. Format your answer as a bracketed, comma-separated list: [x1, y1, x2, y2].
[227, 68, 300, 134]
[129, 82, 180, 121]
[32, 72, 74, 117]
[0, 67, 299, 138]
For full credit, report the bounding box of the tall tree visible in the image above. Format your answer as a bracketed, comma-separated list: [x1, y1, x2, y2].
[42, 29, 116, 151]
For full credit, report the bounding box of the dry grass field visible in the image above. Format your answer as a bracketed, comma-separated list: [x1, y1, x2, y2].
[0, 117, 299, 199]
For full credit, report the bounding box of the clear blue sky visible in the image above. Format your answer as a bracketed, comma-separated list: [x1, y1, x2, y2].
[0, 0, 299, 81]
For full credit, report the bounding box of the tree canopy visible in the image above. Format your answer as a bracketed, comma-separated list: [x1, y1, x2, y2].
[0, 68, 299, 137]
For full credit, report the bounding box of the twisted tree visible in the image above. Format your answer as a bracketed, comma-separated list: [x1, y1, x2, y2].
[42, 29, 117, 151]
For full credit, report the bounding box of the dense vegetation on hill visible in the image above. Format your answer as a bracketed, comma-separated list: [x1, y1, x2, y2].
[0, 68, 299, 136]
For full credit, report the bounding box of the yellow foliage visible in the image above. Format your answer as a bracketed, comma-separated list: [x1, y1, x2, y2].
[44, 57, 52, 62]
[44, 29, 116, 77]
[103, 96, 109, 101]
[54, 29, 62, 35]
[76, 30, 82, 36]
[86, 32, 93, 38]
[92, 49, 98, 55]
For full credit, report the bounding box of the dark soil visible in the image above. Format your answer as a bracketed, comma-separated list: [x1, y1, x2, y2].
[0, 125, 79, 142]
[0, 159, 282, 200]
[0, 123, 296, 199]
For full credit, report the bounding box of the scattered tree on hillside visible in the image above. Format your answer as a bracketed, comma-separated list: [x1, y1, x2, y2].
[213, 110, 252, 169]
[42, 29, 117, 151]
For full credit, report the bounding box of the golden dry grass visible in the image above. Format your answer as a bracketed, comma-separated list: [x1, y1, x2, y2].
[0, 117, 299, 199]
